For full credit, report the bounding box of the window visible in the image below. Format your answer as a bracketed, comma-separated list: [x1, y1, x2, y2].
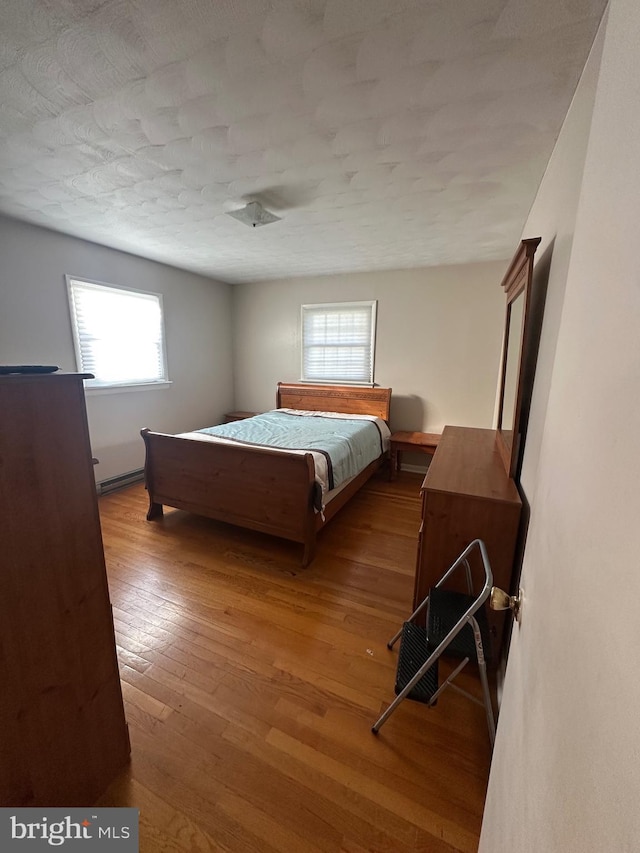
[66, 276, 169, 389]
[301, 300, 377, 385]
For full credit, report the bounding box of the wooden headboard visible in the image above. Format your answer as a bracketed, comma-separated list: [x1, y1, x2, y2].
[276, 382, 391, 421]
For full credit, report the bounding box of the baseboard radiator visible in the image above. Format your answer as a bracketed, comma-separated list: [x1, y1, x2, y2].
[96, 468, 145, 496]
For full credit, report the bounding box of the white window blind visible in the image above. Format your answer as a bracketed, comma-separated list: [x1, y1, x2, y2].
[301, 301, 377, 384]
[66, 276, 168, 388]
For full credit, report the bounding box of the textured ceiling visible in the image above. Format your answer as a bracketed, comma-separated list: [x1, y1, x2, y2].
[0, 0, 606, 283]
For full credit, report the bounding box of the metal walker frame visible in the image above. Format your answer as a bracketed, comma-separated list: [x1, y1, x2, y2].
[372, 538, 496, 746]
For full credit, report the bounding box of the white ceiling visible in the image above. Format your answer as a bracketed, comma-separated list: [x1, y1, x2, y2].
[0, 0, 606, 284]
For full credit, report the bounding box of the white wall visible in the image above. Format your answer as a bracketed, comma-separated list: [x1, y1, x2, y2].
[232, 262, 507, 434]
[481, 3, 640, 850]
[0, 216, 233, 481]
[514, 20, 604, 503]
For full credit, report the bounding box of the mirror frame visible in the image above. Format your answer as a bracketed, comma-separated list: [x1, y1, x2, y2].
[496, 237, 541, 478]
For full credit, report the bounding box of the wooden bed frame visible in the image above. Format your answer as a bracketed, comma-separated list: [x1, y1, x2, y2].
[141, 383, 392, 566]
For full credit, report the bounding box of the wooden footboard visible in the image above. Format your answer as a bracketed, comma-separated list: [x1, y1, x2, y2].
[141, 428, 321, 565]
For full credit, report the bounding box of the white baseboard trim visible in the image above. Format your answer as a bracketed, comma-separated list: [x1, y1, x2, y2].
[399, 463, 430, 475]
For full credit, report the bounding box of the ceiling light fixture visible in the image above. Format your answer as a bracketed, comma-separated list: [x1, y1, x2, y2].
[226, 201, 281, 228]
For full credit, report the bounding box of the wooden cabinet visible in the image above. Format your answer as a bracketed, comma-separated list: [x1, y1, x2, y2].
[223, 410, 259, 423]
[414, 426, 521, 653]
[0, 373, 129, 806]
[389, 431, 440, 480]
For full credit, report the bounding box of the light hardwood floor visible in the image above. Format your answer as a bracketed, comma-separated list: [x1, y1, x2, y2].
[97, 471, 491, 852]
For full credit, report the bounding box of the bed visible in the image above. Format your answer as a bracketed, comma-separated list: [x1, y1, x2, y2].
[140, 382, 392, 565]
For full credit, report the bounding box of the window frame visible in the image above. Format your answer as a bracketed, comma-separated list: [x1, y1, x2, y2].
[300, 299, 378, 386]
[65, 275, 170, 391]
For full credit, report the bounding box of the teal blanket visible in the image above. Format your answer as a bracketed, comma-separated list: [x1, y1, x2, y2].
[197, 409, 388, 492]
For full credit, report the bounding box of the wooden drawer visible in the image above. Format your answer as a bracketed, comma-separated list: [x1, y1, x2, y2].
[414, 426, 522, 654]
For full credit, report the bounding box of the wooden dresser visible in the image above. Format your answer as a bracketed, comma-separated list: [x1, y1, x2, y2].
[414, 425, 522, 653]
[0, 373, 130, 806]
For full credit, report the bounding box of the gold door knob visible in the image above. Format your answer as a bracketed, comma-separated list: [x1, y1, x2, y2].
[490, 587, 522, 622]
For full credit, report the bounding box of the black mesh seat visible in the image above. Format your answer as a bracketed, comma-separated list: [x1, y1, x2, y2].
[395, 622, 438, 703]
[427, 587, 492, 665]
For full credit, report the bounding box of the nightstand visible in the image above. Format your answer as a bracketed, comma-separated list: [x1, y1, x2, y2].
[389, 431, 441, 479]
[223, 411, 259, 423]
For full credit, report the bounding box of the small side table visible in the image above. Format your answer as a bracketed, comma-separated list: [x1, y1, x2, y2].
[223, 411, 259, 423]
[389, 431, 441, 480]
